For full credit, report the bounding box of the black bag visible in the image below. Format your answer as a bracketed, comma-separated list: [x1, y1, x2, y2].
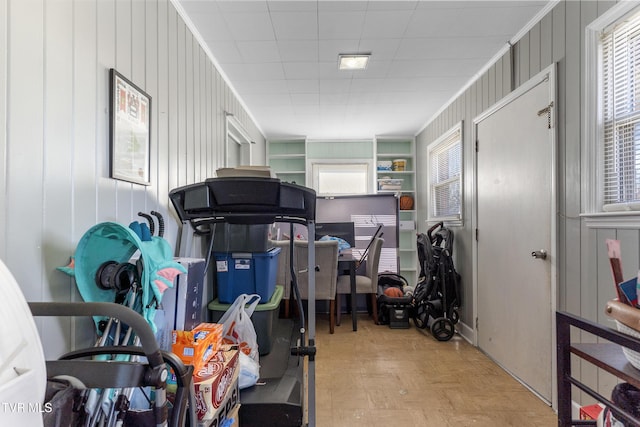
[43, 378, 83, 427]
[603, 382, 640, 426]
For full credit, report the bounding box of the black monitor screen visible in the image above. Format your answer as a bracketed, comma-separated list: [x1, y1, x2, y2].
[315, 222, 355, 246]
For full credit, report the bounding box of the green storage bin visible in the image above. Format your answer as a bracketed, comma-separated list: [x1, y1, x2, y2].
[208, 285, 283, 356]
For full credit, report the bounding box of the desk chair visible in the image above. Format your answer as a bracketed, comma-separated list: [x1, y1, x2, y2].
[336, 237, 384, 325]
[293, 239, 339, 334]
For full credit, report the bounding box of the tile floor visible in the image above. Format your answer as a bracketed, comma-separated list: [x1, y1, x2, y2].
[312, 313, 558, 427]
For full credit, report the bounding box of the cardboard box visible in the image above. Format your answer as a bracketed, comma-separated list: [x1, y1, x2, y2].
[172, 323, 223, 373]
[221, 404, 240, 427]
[194, 347, 240, 424]
[163, 258, 207, 333]
[580, 403, 604, 420]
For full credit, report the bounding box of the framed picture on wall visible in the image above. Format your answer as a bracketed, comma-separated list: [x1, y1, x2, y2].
[109, 68, 151, 185]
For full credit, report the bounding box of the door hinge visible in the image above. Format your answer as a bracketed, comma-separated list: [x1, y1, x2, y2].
[537, 101, 554, 129]
[475, 228, 478, 241]
[475, 317, 479, 330]
[475, 140, 479, 152]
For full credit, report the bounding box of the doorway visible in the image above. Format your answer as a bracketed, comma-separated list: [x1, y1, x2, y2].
[225, 113, 252, 167]
[473, 65, 557, 404]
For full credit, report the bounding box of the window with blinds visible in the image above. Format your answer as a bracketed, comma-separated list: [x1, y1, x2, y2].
[428, 123, 462, 221]
[601, 11, 640, 208]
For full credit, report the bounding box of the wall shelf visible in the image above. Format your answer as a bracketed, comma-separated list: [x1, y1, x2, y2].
[375, 136, 417, 284]
[268, 139, 307, 186]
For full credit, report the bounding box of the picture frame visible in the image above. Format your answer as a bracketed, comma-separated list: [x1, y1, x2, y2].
[109, 68, 151, 185]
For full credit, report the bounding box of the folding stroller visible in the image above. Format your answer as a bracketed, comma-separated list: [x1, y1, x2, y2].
[412, 222, 461, 341]
[38, 212, 197, 426]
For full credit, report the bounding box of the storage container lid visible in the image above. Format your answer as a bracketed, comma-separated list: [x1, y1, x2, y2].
[208, 284, 283, 312]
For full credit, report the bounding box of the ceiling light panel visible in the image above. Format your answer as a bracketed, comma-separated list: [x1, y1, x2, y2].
[338, 54, 370, 70]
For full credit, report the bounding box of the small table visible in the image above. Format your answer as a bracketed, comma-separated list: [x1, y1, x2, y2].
[338, 249, 358, 331]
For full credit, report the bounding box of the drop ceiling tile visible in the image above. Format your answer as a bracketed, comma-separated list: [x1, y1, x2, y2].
[348, 92, 380, 104]
[271, 11, 318, 40]
[291, 93, 320, 105]
[233, 79, 289, 94]
[179, 0, 221, 13]
[222, 11, 275, 41]
[388, 58, 487, 78]
[320, 92, 350, 104]
[175, 0, 551, 139]
[349, 78, 387, 93]
[352, 60, 392, 79]
[267, 1, 318, 12]
[277, 40, 319, 62]
[287, 79, 320, 93]
[216, 1, 269, 13]
[318, 1, 368, 12]
[395, 36, 507, 60]
[318, 62, 353, 80]
[242, 92, 292, 106]
[361, 10, 414, 39]
[318, 11, 366, 40]
[357, 38, 401, 61]
[318, 39, 360, 62]
[406, 5, 541, 38]
[293, 104, 320, 115]
[367, 1, 419, 11]
[236, 40, 281, 63]
[220, 62, 284, 81]
[282, 62, 319, 80]
[319, 79, 352, 94]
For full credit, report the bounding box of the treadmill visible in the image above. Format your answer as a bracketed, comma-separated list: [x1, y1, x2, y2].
[169, 177, 317, 427]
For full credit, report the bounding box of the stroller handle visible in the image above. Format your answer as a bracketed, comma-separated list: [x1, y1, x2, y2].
[427, 221, 444, 243]
[29, 301, 164, 368]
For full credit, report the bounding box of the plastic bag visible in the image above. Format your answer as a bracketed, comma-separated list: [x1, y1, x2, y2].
[218, 293, 260, 362]
[238, 352, 260, 389]
[217, 294, 261, 389]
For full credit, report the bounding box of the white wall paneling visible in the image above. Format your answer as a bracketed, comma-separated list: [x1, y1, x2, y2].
[0, 0, 265, 357]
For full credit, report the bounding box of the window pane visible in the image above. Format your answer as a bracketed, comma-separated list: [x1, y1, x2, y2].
[428, 126, 462, 219]
[314, 163, 369, 195]
[602, 10, 640, 206]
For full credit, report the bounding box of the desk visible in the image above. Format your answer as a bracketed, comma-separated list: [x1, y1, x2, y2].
[338, 249, 358, 331]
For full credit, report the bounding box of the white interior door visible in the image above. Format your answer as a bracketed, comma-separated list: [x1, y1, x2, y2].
[475, 67, 555, 403]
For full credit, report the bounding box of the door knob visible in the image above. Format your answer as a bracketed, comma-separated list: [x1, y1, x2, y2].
[531, 249, 547, 260]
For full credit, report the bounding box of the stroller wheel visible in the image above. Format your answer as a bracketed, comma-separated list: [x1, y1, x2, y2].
[431, 317, 455, 341]
[449, 308, 460, 325]
[413, 304, 429, 329]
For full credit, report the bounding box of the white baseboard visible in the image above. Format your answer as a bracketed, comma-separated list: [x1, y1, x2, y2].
[457, 320, 473, 344]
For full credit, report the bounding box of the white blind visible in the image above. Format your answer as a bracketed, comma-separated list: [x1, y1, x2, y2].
[429, 127, 462, 218]
[602, 12, 640, 206]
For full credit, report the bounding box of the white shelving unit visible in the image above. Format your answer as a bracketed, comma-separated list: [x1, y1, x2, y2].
[268, 136, 418, 284]
[375, 137, 418, 284]
[267, 139, 307, 186]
